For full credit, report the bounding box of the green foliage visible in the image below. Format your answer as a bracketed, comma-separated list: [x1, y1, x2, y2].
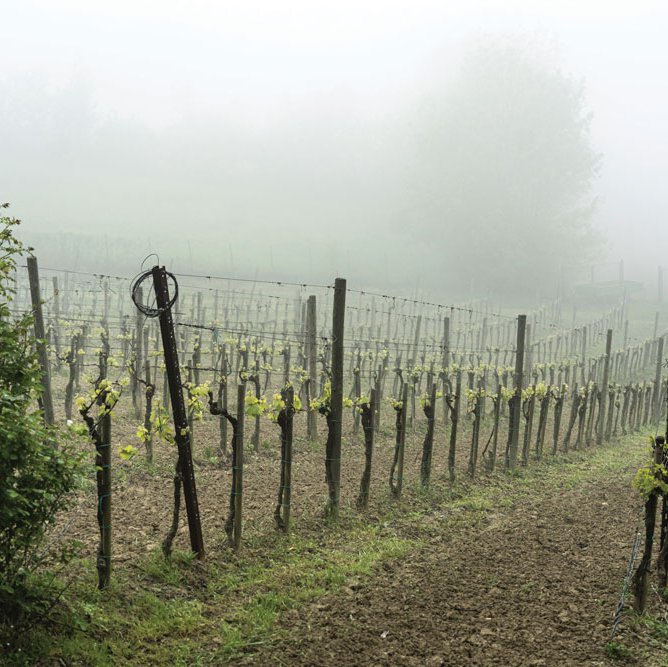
[388, 397, 403, 410]
[245, 393, 268, 417]
[243, 385, 303, 422]
[0, 207, 84, 630]
[310, 380, 352, 415]
[419, 391, 442, 410]
[496, 386, 515, 403]
[119, 444, 139, 461]
[186, 381, 210, 419]
[631, 438, 668, 501]
[310, 380, 333, 414]
[465, 387, 485, 413]
[134, 401, 174, 450]
[632, 462, 668, 501]
[604, 641, 633, 660]
[534, 382, 549, 400]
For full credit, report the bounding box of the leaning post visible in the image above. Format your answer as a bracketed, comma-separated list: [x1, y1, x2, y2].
[151, 266, 204, 558]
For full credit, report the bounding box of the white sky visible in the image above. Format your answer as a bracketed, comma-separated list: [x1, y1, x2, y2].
[4, 1, 666, 129]
[2, 0, 668, 280]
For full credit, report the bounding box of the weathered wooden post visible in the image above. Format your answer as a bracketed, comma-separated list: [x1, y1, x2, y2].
[27, 256, 55, 426]
[150, 266, 204, 559]
[51, 276, 61, 366]
[97, 409, 112, 589]
[233, 384, 245, 550]
[103, 278, 110, 329]
[306, 295, 318, 442]
[411, 314, 422, 369]
[328, 278, 346, 519]
[441, 316, 450, 427]
[653, 336, 665, 426]
[596, 329, 613, 446]
[507, 314, 526, 469]
[659, 266, 664, 303]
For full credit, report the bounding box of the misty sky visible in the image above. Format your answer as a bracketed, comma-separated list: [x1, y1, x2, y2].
[2, 0, 667, 291]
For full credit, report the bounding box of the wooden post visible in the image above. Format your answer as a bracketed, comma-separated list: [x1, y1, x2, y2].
[27, 257, 55, 426]
[306, 295, 318, 442]
[654, 336, 665, 426]
[411, 314, 422, 368]
[507, 315, 526, 469]
[597, 329, 613, 445]
[132, 286, 143, 419]
[525, 323, 532, 377]
[97, 410, 112, 589]
[50, 275, 61, 357]
[442, 316, 451, 369]
[151, 266, 204, 558]
[233, 384, 245, 550]
[283, 387, 294, 531]
[659, 266, 664, 303]
[328, 277, 346, 518]
[103, 279, 110, 329]
[62, 270, 70, 313]
[441, 316, 451, 427]
[581, 325, 587, 387]
[374, 363, 382, 432]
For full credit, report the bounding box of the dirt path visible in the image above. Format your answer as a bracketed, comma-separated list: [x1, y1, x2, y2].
[235, 458, 646, 666]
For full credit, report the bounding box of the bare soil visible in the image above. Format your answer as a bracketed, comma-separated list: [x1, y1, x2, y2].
[232, 456, 652, 667]
[50, 386, 662, 666]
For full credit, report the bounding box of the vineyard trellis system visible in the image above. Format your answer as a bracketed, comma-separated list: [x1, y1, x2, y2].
[12, 257, 668, 589]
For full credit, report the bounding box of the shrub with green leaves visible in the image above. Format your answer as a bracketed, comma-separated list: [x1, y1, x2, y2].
[632, 443, 668, 502]
[0, 206, 83, 628]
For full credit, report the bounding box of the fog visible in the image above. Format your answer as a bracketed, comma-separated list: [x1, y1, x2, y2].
[2, 1, 667, 300]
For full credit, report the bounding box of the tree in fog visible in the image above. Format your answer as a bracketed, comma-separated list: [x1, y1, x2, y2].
[414, 36, 602, 296]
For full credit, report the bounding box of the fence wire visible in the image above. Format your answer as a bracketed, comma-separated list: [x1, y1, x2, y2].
[610, 507, 645, 638]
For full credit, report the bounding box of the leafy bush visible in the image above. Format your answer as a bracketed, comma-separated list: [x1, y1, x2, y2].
[0, 206, 83, 630]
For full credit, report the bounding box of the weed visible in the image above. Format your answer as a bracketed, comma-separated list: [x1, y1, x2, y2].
[605, 641, 633, 660]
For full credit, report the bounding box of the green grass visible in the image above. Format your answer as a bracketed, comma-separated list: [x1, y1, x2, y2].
[3, 433, 651, 665]
[5, 520, 413, 665]
[605, 640, 633, 661]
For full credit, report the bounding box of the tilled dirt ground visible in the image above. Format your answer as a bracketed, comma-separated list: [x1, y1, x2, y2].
[233, 462, 650, 667]
[49, 384, 663, 666]
[57, 401, 503, 564]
